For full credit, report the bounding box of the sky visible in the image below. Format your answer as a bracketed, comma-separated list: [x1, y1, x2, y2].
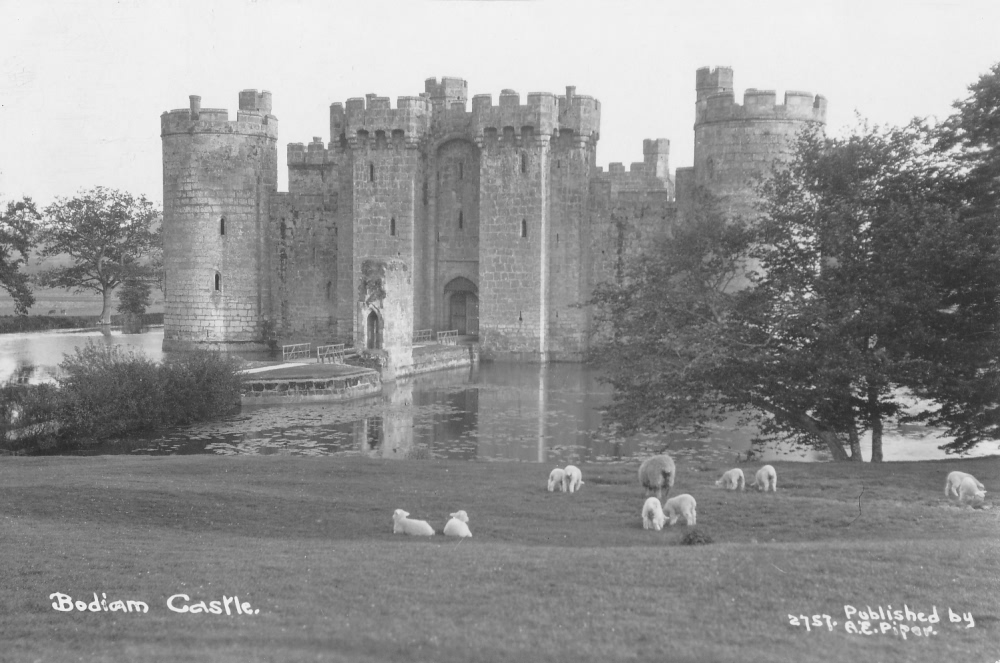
[2, 0, 999, 207]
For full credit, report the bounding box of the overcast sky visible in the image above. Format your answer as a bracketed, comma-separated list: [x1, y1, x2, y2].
[2, 0, 998, 206]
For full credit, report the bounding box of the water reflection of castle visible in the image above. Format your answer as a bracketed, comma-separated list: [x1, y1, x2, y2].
[356, 364, 607, 462]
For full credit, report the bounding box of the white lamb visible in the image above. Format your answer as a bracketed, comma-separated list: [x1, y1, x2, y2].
[957, 476, 987, 504]
[750, 465, 778, 492]
[443, 510, 472, 538]
[663, 494, 697, 526]
[547, 468, 566, 492]
[638, 454, 676, 501]
[562, 465, 584, 493]
[715, 468, 745, 491]
[392, 509, 435, 536]
[945, 471, 984, 498]
[641, 497, 667, 531]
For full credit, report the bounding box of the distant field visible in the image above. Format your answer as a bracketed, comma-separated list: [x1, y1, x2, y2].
[0, 288, 163, 317]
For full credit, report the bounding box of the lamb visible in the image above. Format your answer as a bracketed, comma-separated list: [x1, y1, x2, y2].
[638, 454, 676, 501]
[944, 471, 984, 498]
[443, 510, 472, 538]
[641, 497, 667, 531]
[750, 465, 778, 492]
[957, 476, 987, 504]
[562, 465, 584, 493]
[715, 468, 745, 491]
[663, 494, 697, 526]
[392, 509, 435, 536]
[547, 468, 566, 492]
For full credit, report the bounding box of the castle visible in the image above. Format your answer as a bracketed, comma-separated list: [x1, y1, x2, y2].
[160, 67, 826, 369]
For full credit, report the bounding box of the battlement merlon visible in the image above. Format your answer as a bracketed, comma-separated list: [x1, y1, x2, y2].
[696, 66, 734, 101]
[332, 96, 432, 145]
[696, 89, 827, 125]
[470, 87, 600, 141]
[287, 137, 334, 167]
[161, 90, 278, 138]
[424, 77, 468, 106]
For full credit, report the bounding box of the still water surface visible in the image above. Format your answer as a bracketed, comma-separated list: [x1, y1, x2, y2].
[2, 328, 996, 463]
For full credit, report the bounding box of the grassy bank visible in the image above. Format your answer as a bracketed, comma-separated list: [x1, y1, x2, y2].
[1, 455, 998, 662]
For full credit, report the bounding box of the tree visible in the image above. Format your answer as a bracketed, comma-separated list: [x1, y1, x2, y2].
[0, 197, 40, 315]
[589, 120, 1000, 461]
[35, 187, 161, 325]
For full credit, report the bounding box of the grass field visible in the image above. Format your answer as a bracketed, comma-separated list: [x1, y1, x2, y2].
[1, 454, 998, 662]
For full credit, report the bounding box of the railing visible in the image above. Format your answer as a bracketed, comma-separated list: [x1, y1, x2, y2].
[412, 329, 433, 344]
[282, 343, 312, 361]
[316, 343, 347, 364]
[436, 330, 459, 345]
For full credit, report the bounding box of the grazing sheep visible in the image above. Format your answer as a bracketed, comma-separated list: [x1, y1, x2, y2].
[642, 497, 667, 531]
[562, 465, 584, 493]
[957, 476, 987, 504]
[392, 509, 435, 536]
[945, 471, 984, 498]
[443, 510, 472, 538]
[715, 468, 745, 491]
[547, 468, 566, 492]
[638, 454, 676, 501]
[750, 465, 778, 492]
[663, 494, 697, 526]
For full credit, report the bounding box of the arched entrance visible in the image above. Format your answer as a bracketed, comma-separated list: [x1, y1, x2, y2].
[366, 310, 382, 349]
[444, 277, 478, 336]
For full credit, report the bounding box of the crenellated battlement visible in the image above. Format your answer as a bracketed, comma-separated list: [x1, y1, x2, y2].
[330, 94, 432, 146]
[287, 137, 335, 166]
[161, 90, 278, 138]
[594, 138, 672, 194]
[695, 71, 827, 125]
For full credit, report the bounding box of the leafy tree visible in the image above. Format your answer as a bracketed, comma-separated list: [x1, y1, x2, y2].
[35, 187, 161, 325]
[936, 61, 1000, 213]
[116, 278, 152, 316]
[590, 121, 999, 461]
[0, 197, 41, 315]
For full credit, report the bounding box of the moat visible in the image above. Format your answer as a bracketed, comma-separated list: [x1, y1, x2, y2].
[3, 328, 995, 463]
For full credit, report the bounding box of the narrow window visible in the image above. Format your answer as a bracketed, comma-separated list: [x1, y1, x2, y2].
[214, 272, 222, 292]
[369, 163, 375, 182]
[219, 217, 226, 235]
[458, 210, 463, 229]
[279, 219, 286, 241]
[326, 281, 332, 301]
[459, 161, 464, 180]
[423, 180, 428, 206]
[390, 217, 396, 236]
[521, 152, 527, 174]
[521, 219, 527, 238]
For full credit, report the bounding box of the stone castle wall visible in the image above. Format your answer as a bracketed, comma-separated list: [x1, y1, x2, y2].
[161, 68, 824, 361]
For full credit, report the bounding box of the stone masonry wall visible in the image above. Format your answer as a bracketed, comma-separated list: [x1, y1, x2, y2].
[477, 131, 548, 360]
[161, 94, 277, 351]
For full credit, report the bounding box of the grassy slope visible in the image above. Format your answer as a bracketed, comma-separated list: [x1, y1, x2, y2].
[1, 455, 998, 662]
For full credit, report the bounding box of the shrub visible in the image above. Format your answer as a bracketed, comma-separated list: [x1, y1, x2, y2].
[57, 343, 163, 442]
[159, 351, 244, 426]
[0, 382, 62, 453]
[52, 343, 245, 446]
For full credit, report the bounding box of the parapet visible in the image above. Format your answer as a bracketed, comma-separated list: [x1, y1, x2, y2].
[332, 94, 432, 146]
[470, 84, 600, 142]
[695, 77, 827, 125]
[287, 137, 333, 167]
[594, 139, 672, 196]
[161, 90, 278, 138]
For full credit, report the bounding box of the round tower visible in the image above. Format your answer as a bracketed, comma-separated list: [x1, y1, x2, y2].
[160, 90, 278, 351]
[693, 66, 826, 214]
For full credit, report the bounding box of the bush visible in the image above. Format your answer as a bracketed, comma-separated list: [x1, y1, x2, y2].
[51, 343, 245, 446]
[57, 343, 164, 442]
[680, 529, 714, 545]
[159, 351, 244, 426]
[0, 382, 62, 453]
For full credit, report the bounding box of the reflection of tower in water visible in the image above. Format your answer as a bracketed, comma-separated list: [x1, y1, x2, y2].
[354, 381, 415, 458]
